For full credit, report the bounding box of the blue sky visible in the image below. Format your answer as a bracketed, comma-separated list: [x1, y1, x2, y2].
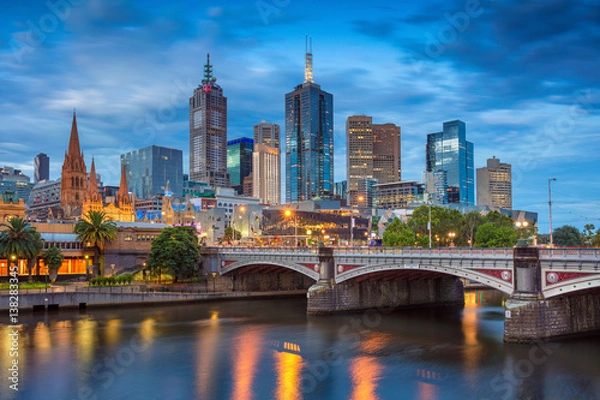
[1, 0, 599, 233]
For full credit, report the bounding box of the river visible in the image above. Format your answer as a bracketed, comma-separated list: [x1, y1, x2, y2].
[1, 290, 600, 400]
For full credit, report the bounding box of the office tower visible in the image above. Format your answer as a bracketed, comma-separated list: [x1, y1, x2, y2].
[189, 54, 229, 187]
[285, 38, 334, 202]
[477, 156, 512, 210]
[334, 180, 347, 202]
[253, 143, 280, 205]
[60, 112, 88, 218]
[373, 123, 401, 183]
[346, 116, 401, 207]
[121, 145, 183, 199]
[34, 153, 50, 183]
[227, 137, 254, 195]
[426, 120, 474, 206]
[254, 121, 280, 149]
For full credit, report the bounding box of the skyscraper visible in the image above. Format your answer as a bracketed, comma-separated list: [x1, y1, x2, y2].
[189, 54, 229, 187]
[254, 121, 280, 149]
[34, 153, 50, 183]
[426, 120, 474, 206]
[285, 38, 334, 202]
[477, 156, 512, 210]
[253, 143, 280, 205]
[227, 137, 254, 195]
[346, 116, 401, 207]
[121, 145, 183, 199]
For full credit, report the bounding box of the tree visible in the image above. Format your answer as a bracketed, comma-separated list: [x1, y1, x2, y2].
[583, 224, 596, 246]
[553, 225, 582, 247]
[382, 218, 416, 247]
[474, 223, 518, 248]
[461, 211, 483, 247]
[26, 230, 44, 281]
[41, 245, 65, 283]
[74, 210, 118, 276]
[223, 226, 241, 244]
[147, 226, 200, 282]
[0, 218, 43, 278]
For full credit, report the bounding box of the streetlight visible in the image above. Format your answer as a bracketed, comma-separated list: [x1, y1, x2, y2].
[548, 178, 557, 247]
[85, 255, 90, 281]
[284, 209, 298, 246]
[45, 265, 48, 293]
[211, 271, 217, 293]
[448, 232, 456, 247]
[110, 263, 115, 276]
[515, 220, 529, 246]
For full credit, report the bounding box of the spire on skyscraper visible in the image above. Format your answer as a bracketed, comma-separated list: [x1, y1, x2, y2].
[305, 35, 313, 83]
[203, 53, 213, 85]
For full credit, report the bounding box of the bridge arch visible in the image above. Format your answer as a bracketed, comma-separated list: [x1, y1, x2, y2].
[221, 260, 320, 281]
[335, 262, 514, 294]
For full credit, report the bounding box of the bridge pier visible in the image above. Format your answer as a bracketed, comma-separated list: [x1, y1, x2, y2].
[504, 245, 600, 343]
[307, 247, 464, 315]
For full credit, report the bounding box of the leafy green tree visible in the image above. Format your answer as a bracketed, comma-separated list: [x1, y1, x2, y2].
[483, 211, 515, 228]
[223, 226, 241, 244]
[461, 211, 483, 247]
[41, 245, 65, 283]
[583, 224, 596, 246]
[0, 218, 43, 278]
[147, 226, 200, 282]
[26, 230, 44, 281]
[474, 223, 518, 248]
[382, 218, 416, 247]
[74, 210, 118, 276]
[553, 225, 582, 247]
[408, 205, 464, 247]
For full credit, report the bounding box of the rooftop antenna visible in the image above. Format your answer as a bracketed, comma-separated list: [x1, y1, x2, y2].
[304, 35, 313, 83]
[203, 53, 213, 84]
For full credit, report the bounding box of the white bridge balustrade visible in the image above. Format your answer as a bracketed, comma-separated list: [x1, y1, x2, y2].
[215, 246, 600, 298]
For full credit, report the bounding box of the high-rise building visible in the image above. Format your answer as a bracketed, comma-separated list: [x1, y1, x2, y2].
[477, 156, 512, 210]
[60, 112, 88, 218]
[373, 123, 401, 184]
[253, 143, 280, 205]
[426, 120, 474, 206]
[227, 137, 254, 195]
[346, 116, 401, 207]
[121, 145, 183, 199]
[254, 121, 280, 149]
[34, 153, 50, 183]
[285, 38, 334, 202]
[189, 54, 229, 187]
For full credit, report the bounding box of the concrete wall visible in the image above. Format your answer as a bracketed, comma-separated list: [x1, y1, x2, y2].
[504, 292, 600, 343]
[307, 277, 464, 315]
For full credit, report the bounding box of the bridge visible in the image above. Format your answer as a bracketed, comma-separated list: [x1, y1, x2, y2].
[203, 245, 600, 343]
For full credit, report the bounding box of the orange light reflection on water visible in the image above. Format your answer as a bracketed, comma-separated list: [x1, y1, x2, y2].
[231, 327, 264, 400]
[195, 311, 220, 399]
[274, 350, 304, 400]
[462, 291, 483, 383]
[348, 332, 389, 400]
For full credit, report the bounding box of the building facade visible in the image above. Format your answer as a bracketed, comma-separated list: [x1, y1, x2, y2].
[477, 156, 512, 210]
[254, 121, 280, 149]
[285, 40, 334, 202]
[374, 180, 425, 209]
[227, 137, 254, 195]
[34, 153, 50, 183]
[189, 54, 229, 187]
[373, 123, 401, 184]
[426, 120, 474, 206]
[121, 145, 183, 200]
[252, 143, 280, 205]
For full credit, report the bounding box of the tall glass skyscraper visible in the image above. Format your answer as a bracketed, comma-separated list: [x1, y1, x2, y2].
[285, 39, 334, 202]
[227, 137, 254, 195]
[34, 153, 50, 183]
[426, 120, 474, 206]
[189, 54, 229, 187]
[121, 145, 183, 199]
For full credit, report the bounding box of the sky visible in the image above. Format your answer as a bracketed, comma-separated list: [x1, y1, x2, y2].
[0, 0, 599, 233]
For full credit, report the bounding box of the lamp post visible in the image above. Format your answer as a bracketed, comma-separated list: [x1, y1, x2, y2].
[45, 266, 48, 293]
[211, 271, 216, 293]
[448, 232, 456, 247]
[85, 255, 90, 281]
[515, 220, 529, 246]
[110, 263, 115, 276]
[548, 178, 557, 247]
[428, 203, 432, 249]
[284, 210, 297, 246]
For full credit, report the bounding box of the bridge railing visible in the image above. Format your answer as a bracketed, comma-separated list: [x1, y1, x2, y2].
[539, 248, 600, 259]
[215, 246, 515, 257]
[217, 246, 319, 254]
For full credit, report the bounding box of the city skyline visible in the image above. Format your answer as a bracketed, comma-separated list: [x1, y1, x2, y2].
[1, 1, 599, 232]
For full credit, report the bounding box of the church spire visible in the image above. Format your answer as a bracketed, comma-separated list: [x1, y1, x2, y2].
[304, 35, 313, 83]
[67, 110, 82, 158]
[88, 157, 99, 194]
[118, 164, 131, 205]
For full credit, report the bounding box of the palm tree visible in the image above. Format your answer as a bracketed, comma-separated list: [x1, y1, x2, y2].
[74, 210, 118, 277]
[41, 245, 65, 283]
[0, 218, 43, 278]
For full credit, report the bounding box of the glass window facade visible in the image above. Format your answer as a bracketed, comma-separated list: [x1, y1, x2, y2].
[227, 137, 254, 195]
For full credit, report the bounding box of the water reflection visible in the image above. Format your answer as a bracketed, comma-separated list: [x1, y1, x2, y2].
[195, 311, 220, 399]
[231, 327, 264, 400]
[462, 291, 483, 382]
[349, 332, 389, 400]
[274, 349, 304, 400]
